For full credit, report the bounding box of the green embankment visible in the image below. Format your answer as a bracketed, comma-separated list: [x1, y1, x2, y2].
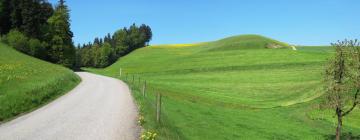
[87, 35, 360, 140]
[0, 42, 80, 122]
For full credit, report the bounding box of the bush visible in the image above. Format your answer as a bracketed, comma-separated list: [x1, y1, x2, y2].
[28, 38, 46, 58]
[5, 30, 29, 53]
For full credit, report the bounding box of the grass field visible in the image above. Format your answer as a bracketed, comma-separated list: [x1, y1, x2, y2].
[0, 42, 80, 122]
[87, 35, 360, 140]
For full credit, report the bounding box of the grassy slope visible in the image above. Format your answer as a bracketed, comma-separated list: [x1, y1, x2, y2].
[0, 42, 80, 122]
[88, 35, 360, 140]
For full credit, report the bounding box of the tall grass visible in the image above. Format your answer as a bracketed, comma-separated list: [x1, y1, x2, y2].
[125, 77, 185, 140]
[0, 43, 80, 122]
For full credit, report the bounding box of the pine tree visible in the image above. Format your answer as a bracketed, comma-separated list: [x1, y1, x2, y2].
[139, 24, 152, 45]
[1, 0, 53, 38]
[47, 0, 75, 68]
[10, 0, 23, 29]
[0, 0, 12, 35]
[20, 0, 41, 38]
[94, 37, 100, 45]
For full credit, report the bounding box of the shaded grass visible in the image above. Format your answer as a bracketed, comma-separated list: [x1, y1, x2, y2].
[0, 43, 80, 122]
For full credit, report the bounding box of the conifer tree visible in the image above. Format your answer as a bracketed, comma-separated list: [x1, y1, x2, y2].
[0, 0, 12, 35]
[47, 0, 75, 68]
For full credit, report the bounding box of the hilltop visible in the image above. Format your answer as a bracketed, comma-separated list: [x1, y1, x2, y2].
[203, 34, 292, 51]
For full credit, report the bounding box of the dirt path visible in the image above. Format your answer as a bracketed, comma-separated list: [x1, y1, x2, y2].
[0, 72, 140, 140]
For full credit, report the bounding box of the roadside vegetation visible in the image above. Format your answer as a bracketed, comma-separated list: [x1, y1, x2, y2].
[0, 42, 80, 122]
[88, 35, 360, 140]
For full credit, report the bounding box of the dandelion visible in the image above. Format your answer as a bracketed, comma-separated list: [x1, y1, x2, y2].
[140, 131, 157, 140]
[138, 115, 145, 125]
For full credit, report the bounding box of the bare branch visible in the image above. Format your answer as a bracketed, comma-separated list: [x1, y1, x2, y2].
[342, 89, 360, 117]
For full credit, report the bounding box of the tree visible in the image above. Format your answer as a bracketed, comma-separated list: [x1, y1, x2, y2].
[324, 39, 360, 140]
[38, 0, 54, 41]
[94, 37, 100, 45]
[76, 24, 152, 68]
[139, 24, 152, 46]
[19, 0, 53, 39]
[113, 29, 129, 56]
[0, 0, 12, 35]
[28, 38, 46, 58]
[99, 42, 112, 67]
[79, 46, 92, 67]
[47, 0, 75, 68]
[20, 0, 40, 38]
[10, 0, 23, 29]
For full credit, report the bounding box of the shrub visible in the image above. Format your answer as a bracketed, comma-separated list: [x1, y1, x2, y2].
[5, 30, 29, 53]
[28, 38, 46, 58]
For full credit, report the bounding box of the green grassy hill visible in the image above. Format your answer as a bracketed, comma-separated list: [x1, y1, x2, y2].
[88, 35, 360, 140]
[0, 42, 80, 122]
[204, 34, 292, 51]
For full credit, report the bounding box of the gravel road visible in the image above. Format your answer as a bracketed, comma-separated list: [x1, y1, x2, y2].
[0, 72, 140, 140]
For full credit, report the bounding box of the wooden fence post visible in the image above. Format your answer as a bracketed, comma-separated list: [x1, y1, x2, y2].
[142, 80, 146, 97]
[132, 75, 135, 84]
[119, 68, 122, 77]
[156, 93, 162, 123]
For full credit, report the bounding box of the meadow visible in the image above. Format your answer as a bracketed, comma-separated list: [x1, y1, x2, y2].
[87, 35, 360, 140]
[0, 42, 80, 122]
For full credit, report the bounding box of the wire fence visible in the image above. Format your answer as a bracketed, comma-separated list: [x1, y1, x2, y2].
[118, 68, 183, 139]
[119, 70, 183, 140]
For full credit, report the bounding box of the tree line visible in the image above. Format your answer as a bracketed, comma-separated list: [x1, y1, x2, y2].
[76, 24, 152, 68]
[0, 0, 152, 69]
[0, 0, 75, 68]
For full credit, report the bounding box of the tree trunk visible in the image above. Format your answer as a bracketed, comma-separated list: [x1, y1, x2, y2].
[336, 110, 343, 140]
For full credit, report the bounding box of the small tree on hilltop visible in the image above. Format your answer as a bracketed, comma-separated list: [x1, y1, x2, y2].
[324, 39, 360, 140]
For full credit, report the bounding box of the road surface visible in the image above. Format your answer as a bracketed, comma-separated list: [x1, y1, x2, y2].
[0, 72, 140, 140]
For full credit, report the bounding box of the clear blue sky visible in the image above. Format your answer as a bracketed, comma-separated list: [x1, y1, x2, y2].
[49, 0, 359, 46]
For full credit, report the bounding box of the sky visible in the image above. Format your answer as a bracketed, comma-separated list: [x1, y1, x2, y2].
[49, 0, 360, 46]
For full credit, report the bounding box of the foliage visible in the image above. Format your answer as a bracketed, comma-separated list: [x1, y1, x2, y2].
[0, 0, 76, 69]
[47, 0, 75, 68]
[0, 0, 54, 39]
[4, 29, 29, 53]
[4, 29, 48, 60]
[323, 39, 360, 140]
[78, 24, 152, 68]
[0, 0, 12, 35]
[28, 38, 46, 59]
[1, 0, 150, 69]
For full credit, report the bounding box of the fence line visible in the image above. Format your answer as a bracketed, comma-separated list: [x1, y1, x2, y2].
[120, 69, 166, 124]
[119, 69, 193, 139]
